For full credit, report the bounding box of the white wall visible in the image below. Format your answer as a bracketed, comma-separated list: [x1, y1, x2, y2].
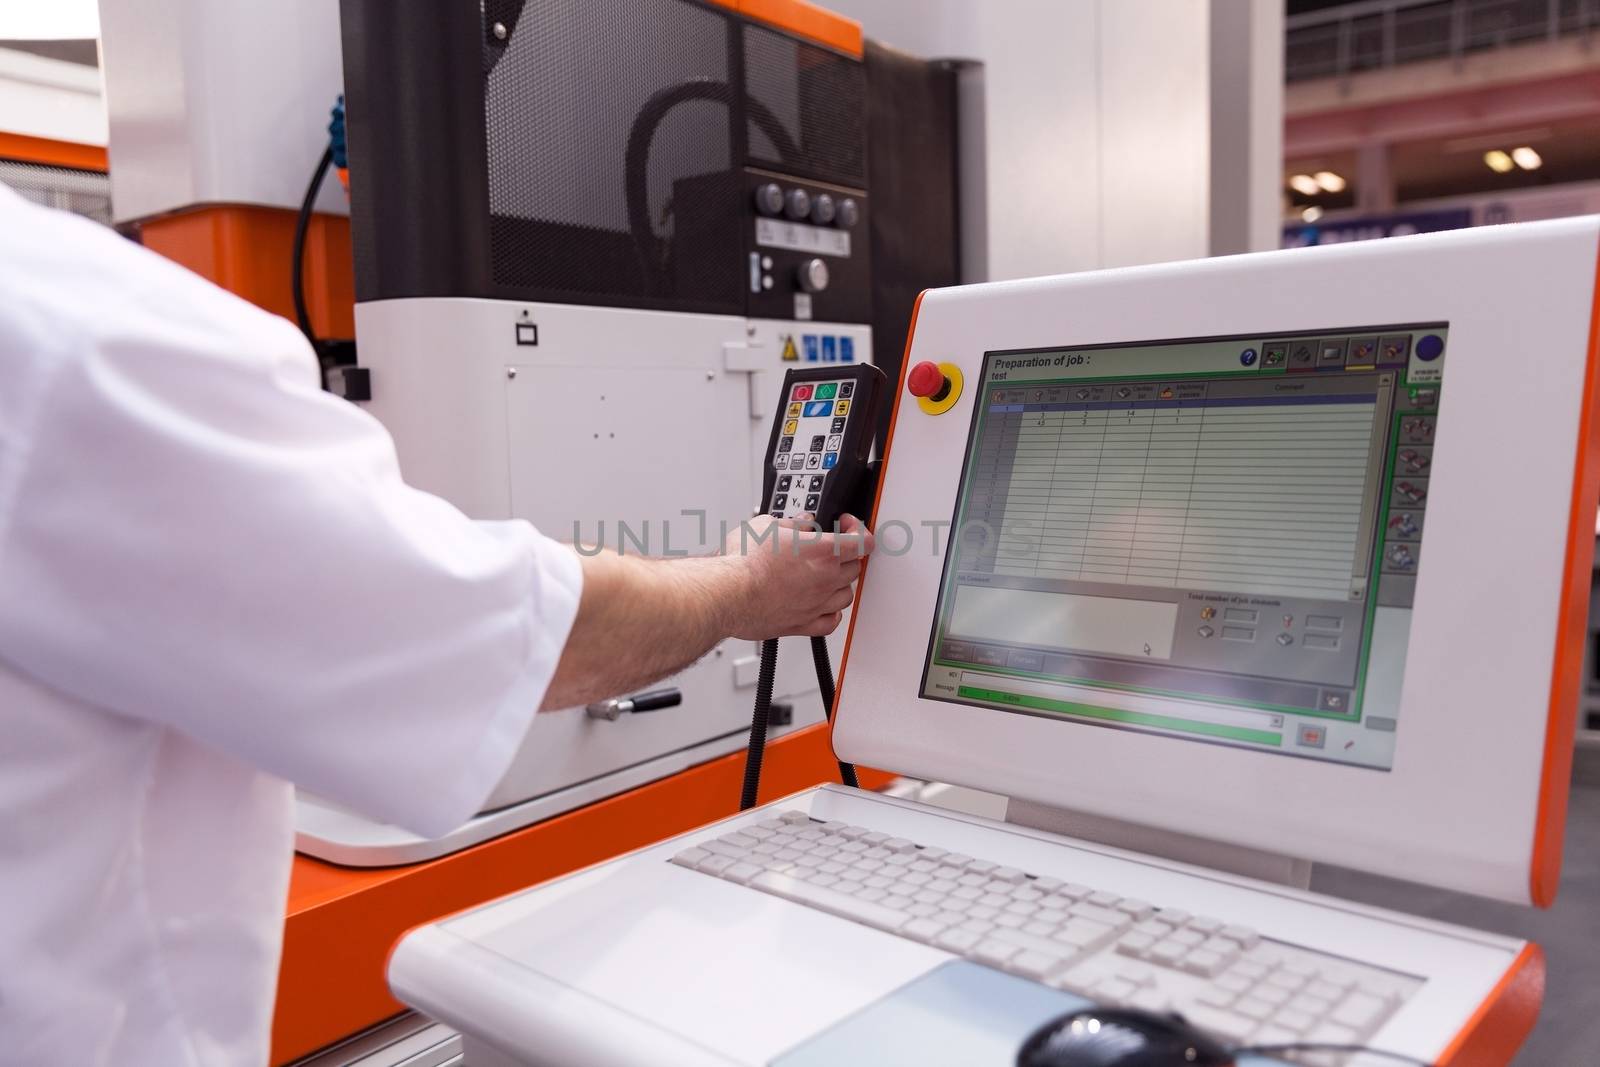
[1098, 0, 1211, 268]
[97, 0, 346, 222]
[0, 46, 107, 145]
[829, 0, 1283, 278]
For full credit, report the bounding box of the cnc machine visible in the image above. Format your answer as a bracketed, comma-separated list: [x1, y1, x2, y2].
[295, 0, 963, 863]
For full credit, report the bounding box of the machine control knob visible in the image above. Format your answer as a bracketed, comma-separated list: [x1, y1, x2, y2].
[908, 360, 950, 401]
[785, 187, 812, 220]
[811, 193, 836, 225]
[796, 257, 830, 293]
[837, 197, 860, 227]
[754, 182, 784, 216]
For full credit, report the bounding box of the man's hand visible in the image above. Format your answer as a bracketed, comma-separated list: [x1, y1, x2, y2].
[721, 514, 874, 639]
[541, 515, 874, 710]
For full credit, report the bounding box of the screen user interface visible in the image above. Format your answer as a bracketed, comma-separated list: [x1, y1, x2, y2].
[919, 327, 1446, 769]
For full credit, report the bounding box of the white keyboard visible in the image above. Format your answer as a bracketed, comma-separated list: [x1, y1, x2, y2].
[672, 811, 1422, 1066]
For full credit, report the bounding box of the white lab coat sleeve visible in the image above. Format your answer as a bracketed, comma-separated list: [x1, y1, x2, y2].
[0, 225, 582, 839]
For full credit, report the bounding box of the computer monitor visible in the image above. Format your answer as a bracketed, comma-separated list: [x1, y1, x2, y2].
[920, 327, 1444, 772]
[834, 219, 1600, 906]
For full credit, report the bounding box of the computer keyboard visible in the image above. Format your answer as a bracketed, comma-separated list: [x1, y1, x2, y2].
[671, 811, 1422, 1066]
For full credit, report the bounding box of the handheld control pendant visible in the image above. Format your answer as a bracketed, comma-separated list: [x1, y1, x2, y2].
[761, 364, 885, 526]
[741, 364, 886, 808]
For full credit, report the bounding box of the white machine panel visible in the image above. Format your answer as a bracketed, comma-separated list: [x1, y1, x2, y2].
[301, 299, 871, 859]
[835, 220, 1600, 904]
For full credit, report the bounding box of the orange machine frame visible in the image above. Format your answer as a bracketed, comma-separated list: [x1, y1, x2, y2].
[135, 204, 356, 341]
[0, 130, 108, 171]
[706, 0, 863, 56]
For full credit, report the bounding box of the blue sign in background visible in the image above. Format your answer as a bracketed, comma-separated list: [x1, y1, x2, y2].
[1282, 208, 1472, 248]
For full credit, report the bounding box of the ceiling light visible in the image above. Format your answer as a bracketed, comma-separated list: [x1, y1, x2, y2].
[1313, 171, 1346, 193]
[1302, 206, 1324, 222]
[1288, 174, 1321, 196]
[1512, 146, 1542, 170]
[1484, 150, 1514, 174]
[0, 0, 99, 38]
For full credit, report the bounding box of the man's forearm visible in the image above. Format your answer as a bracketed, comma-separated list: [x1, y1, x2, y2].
[539, 549, 749, 711]
[537, 515, 868, 711]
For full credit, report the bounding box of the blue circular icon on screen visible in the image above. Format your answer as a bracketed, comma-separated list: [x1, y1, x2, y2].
[1240, 348, 1258, 366]
[1416, 335, 1444, 361]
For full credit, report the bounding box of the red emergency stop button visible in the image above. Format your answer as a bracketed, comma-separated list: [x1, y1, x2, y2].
[907, 361, 949, 400]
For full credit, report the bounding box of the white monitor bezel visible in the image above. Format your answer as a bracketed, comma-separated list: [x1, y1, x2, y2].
[834, 219, 1599, 905]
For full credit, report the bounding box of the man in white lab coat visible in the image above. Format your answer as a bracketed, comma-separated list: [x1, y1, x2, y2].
[0, 186, 872, 1065]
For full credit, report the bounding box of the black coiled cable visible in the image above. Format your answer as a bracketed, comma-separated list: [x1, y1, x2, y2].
[739, 638, 781, 810]
[292, 145, 333, 357]
[740, 635, 858, 810]
[811, 635, 858, 788]
[623, 78, 800, 296]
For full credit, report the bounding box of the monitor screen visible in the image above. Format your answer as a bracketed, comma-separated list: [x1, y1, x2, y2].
[919, 325, 1446, 770]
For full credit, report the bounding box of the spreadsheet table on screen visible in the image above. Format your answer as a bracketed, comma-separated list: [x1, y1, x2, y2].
[920, 326, 1446, 770]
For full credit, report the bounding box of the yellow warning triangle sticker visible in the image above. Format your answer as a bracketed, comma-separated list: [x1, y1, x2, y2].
[781, 335, 799, 361]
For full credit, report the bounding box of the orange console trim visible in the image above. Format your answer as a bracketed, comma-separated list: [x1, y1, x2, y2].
[1437, 943, 1545, 1066]
[0, 131, 107, 171]
[831, 291, 924, 739]
[1530, 239, 1600, 906]
[135, 204, 355, 340]
[272, 724, 892, 1064]
[706, 0, 864, 57]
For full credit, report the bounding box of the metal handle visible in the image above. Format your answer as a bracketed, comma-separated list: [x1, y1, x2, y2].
[586, 687, 683, 721]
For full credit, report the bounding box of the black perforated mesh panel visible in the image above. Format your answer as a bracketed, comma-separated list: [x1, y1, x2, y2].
[743, 24, 866, 188]
[0, 159, 111, 225]
[482, 0, 742, 307]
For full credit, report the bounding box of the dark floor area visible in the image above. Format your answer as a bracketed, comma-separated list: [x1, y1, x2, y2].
[1310, 748, 1600, 1064]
